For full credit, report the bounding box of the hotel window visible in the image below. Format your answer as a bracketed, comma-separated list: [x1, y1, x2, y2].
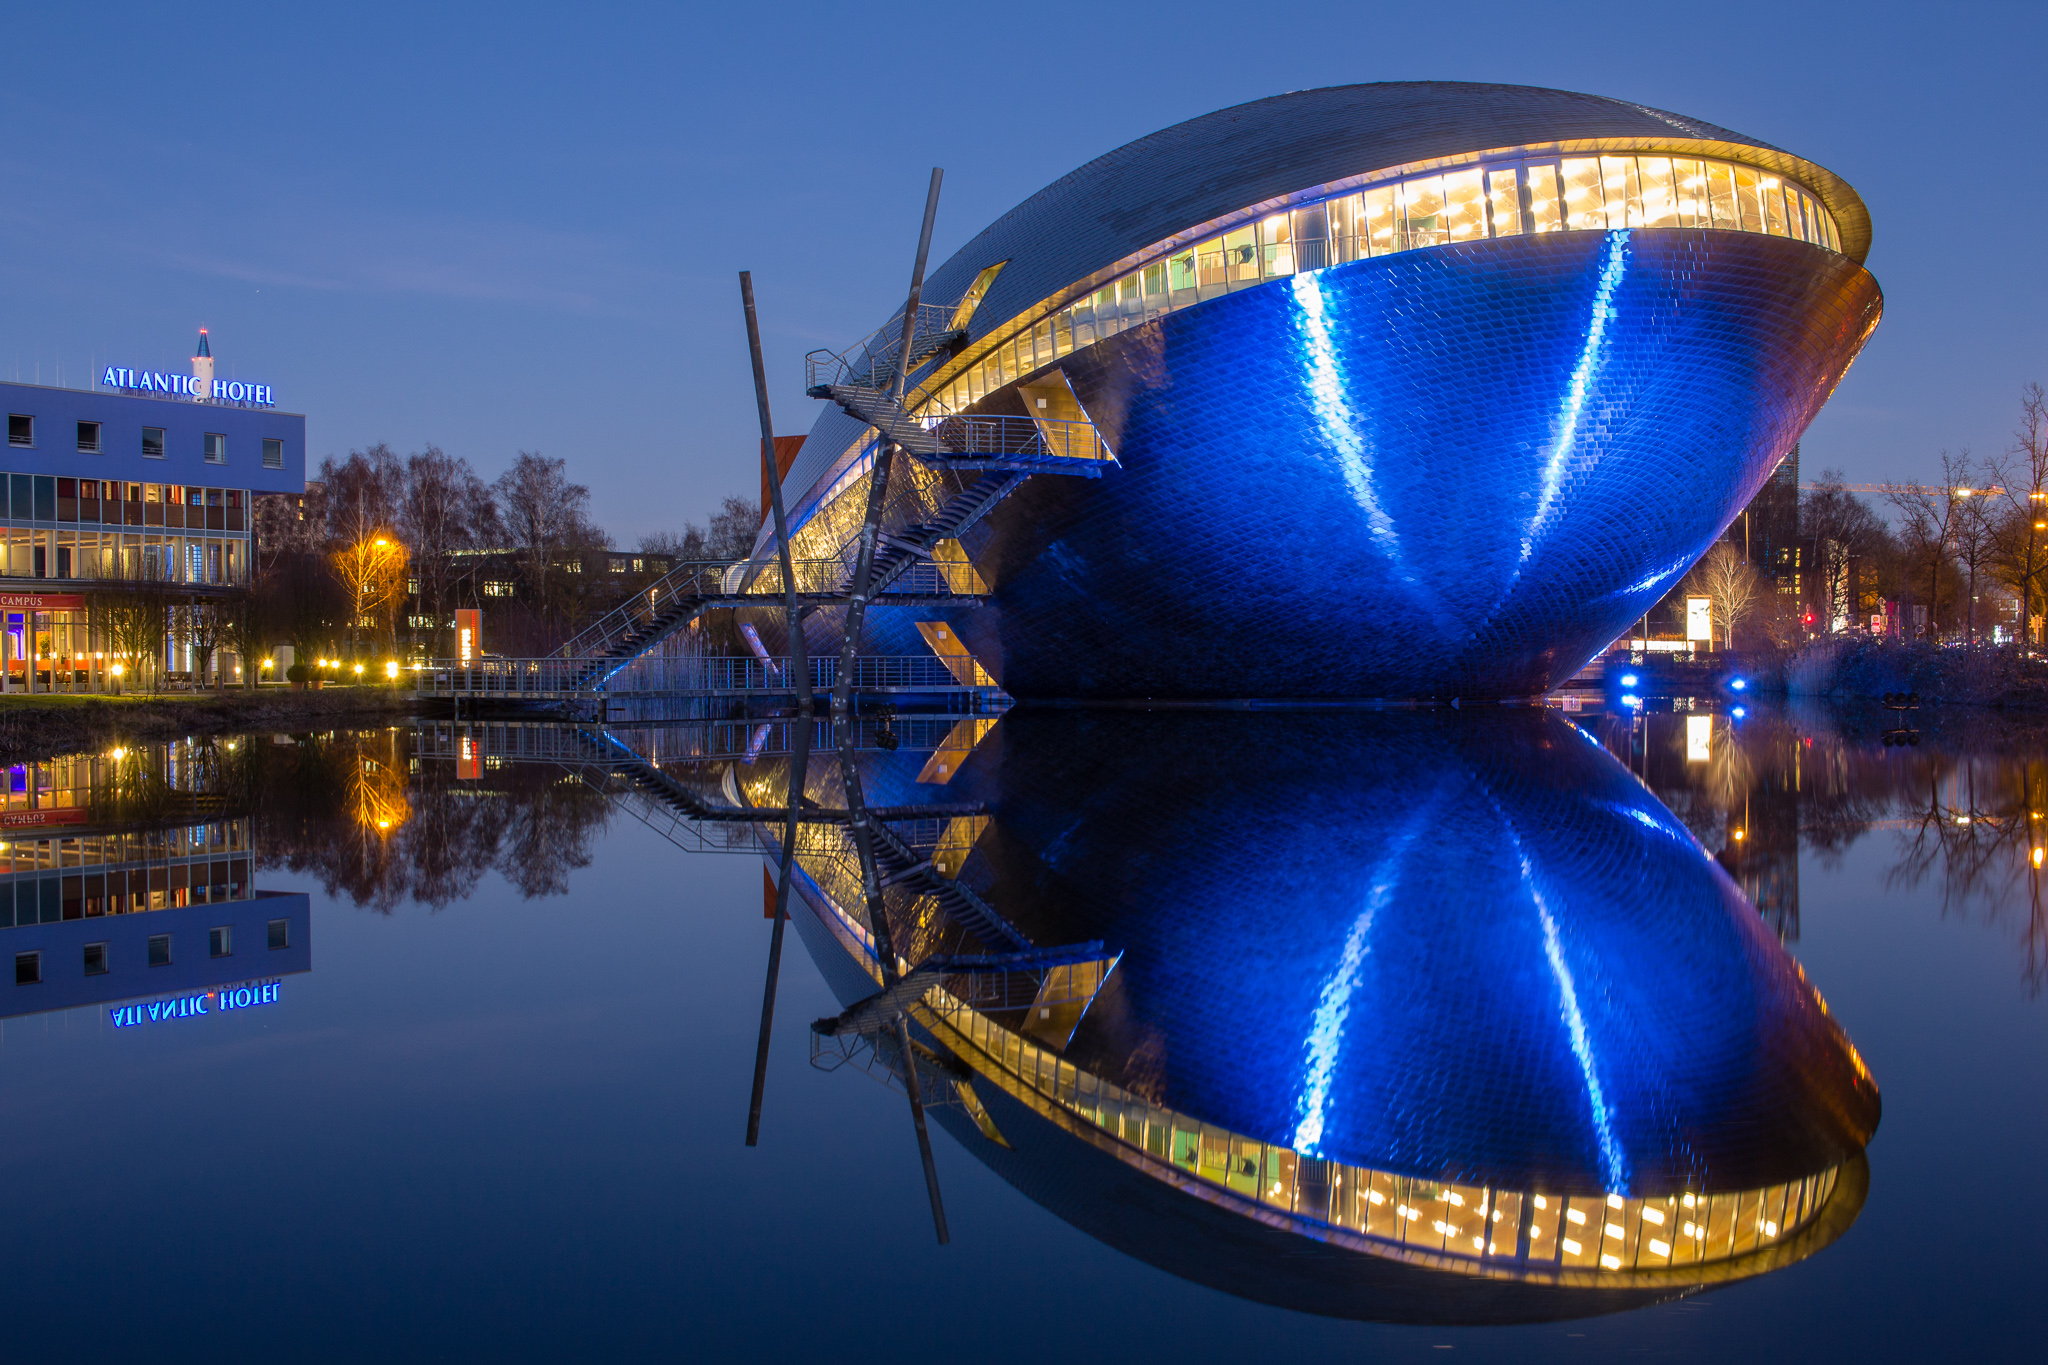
[7, 415, 30, 447]
[16, 950, 42, 984]
[76, 421, 102, 453]
[208, 926, 231, 958]
[203, 433, 226, 464]
[83, 942, 107, 975]
[268, 918, 289, 949]
[142, 427, 165, 459]
[262, 437, 283, 469]
[147, 933, 171, 967]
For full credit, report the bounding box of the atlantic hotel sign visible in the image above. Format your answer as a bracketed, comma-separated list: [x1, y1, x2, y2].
[99, 366, 276, 408]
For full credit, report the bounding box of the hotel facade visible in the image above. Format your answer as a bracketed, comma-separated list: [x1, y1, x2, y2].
[0, 336, 307, 691]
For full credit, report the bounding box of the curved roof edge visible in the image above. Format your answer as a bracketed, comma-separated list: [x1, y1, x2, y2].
[770, 83, 1872, 533]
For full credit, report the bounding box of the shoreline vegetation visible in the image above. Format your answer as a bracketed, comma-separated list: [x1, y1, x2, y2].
[1770, 636, 2048, 710]
[0, 688, 417, 766]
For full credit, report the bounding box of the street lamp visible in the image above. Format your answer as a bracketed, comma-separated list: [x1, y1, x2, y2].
[385, 660, 399, 681]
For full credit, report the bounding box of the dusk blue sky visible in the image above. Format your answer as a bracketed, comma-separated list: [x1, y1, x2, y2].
[2, 0, 2039, 545]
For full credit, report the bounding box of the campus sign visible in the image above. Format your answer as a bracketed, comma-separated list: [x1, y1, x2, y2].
[100, 366, 275, 408]
[0, 808, 88, 830]
[0, 593, 85, 611]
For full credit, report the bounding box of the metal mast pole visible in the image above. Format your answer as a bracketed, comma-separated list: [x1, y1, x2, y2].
[745, 716, 809, 1147]
[740, 271, 810, 713]
[832, 168, 944, 717]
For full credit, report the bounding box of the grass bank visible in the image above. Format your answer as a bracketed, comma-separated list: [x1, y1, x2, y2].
[0, 688, 419, 765]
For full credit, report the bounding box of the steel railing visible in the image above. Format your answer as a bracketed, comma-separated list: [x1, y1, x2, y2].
[553, 557, 976, 663]
[416, 653, 989, 698]
[804, 303, 962, 394]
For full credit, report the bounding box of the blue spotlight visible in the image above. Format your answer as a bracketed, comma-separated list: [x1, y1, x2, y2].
[1730, 678, 1748, 691]
[1620, 673, 1639, 688]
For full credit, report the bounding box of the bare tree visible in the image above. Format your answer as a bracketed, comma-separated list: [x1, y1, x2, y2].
[494, 451, 590, 604]
[222, 592, 268, 690]
[1884, 450, 1975, 638]
[319, 445, 406, 548]
[639, 527, 707, 561]
[1802, 469, 1896, 631]
[400, 445, 494, 655]
[180, 599, 231, 687]
[1684, 542, 1760, 649]
[331, 536, 409, 656]
[1953, 489, 1998, 644]
[705, 495, 763, 561]
[1988, 383, 2048, 644]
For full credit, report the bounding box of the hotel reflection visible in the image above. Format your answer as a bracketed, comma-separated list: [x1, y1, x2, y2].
[738, 711, 1876, 1322]
[1, 745, 310, 1023]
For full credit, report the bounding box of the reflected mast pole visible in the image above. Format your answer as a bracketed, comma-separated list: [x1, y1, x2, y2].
[741, 268, 813, 1147]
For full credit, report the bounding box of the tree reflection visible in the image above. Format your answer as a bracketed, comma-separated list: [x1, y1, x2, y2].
[1881, 757, 2048, 994]
[241, 730, 612, 911]
[1610, 704, 2048, 993]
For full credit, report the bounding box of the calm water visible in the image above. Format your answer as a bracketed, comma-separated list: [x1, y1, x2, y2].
[3, 704, 2043, 1362]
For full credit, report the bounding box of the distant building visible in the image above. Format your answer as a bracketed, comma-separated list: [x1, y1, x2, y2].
[0, 332, 307, 691]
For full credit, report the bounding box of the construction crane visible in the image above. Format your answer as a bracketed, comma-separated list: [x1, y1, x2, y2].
[1801, 481, 2010, 497]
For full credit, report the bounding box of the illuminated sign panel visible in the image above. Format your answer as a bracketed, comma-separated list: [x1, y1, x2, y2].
[0, 593, 86, 611]
[1685, 596, 1713, 644]
[0, 807, 88, 830]
[108, 979, 281, 1029]
[455, 609, 480, 666]
[1685, 713, 1713, 762]
[100, 367, 275, 408]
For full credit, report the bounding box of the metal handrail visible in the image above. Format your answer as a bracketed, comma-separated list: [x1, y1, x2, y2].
[416, 653, 990, 697]
[805, 303, 961, 393]
[554, 557, 978, 663]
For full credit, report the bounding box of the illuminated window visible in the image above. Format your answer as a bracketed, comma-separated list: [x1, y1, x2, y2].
[1526, 163, 1563, 232]
[1444, 168, 1486, 242]
[1487, 167, 1522, 236]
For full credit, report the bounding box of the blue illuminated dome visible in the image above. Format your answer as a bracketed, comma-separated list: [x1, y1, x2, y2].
[758, 82, 1881, 699]
[761, 710, 1879, 1322]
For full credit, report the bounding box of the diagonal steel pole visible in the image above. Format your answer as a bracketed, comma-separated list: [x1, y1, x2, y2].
[740, 270, 810, 713]
[745, 715, 810, 1147]
[836, 711, 950, 1243]
[833, 168, 944, 718]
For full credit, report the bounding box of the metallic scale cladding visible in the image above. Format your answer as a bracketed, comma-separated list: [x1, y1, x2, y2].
[759, 82, 1881, 699]
[765, 709, 1878, 1321]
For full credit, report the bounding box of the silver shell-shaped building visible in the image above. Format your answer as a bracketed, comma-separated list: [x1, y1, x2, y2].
[762, 82, 1882, 699]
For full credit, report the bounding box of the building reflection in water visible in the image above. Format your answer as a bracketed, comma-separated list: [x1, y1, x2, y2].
[687, 707, 1882, 1324]
[1, 744, 310, 1023]
[1601, 702, 2048, 990]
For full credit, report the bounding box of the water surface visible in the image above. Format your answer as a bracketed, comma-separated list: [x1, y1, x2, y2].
[1, 706, 2041, 1360]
